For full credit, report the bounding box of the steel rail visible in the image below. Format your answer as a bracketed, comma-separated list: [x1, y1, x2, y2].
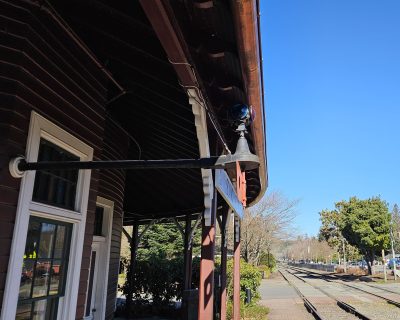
[289, 266, 400, 309]
[357, 282, 400, 296]
[278, 269, 326, 320]
[285, 268, 371, 320]
[296, 266, 400, 297]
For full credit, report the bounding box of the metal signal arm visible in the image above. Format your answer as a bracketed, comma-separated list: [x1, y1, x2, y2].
[9, 152, 259, 178]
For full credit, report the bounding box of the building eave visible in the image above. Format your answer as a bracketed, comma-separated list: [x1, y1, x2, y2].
[231, 0, 268, 204]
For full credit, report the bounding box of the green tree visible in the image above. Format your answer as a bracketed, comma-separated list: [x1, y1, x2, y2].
[318, 209, 341, 247]
[138, 223, 183, 259]
[337, 197, 391, 274]
[136, 221, 202, 260]
[392, 204, 400, 253]
[318, 209, 361, 262]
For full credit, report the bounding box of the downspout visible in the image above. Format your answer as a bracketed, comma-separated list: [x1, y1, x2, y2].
[231, 0, 268, 204]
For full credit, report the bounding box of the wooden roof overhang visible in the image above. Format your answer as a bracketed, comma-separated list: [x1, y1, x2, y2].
[142, 0, 267, 204]
[48, 0, 267, 224]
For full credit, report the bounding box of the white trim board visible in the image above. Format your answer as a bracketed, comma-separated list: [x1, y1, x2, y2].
[187, 88, 213, 226]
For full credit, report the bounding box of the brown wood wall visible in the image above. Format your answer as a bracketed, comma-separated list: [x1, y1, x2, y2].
[0, 1, 129, 318]
[98, 119, 129, 320]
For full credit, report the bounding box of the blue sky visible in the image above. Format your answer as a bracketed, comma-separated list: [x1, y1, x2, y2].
[260, 0, 400, 236]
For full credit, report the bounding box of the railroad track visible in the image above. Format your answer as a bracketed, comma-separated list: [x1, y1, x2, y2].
[278, 269, 326, 320]
[358, 282, 400, 296]
[280, 268, 370, 320]
[291, 265, 400, 296]
[288, 265, 400, 308]
[279, 270, 366, 320]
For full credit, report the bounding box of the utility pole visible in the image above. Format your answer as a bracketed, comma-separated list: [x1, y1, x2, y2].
[343, 238, 347, 273]
[390, 221, 397, 280]
[382, 249, 387, 282]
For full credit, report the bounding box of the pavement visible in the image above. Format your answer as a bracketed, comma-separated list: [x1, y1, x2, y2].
[259, 272, 315, 320]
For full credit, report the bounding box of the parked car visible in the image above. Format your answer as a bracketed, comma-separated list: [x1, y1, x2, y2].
[357, 260, 368, 269]
[387, 258, 400, 269]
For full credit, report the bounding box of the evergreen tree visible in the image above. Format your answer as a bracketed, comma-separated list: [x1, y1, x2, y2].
[337, 196, 391, 274]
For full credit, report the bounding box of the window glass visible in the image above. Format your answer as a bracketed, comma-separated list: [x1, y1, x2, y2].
[94, 206, 104, 236]
[15, 301, 31, 320]
[32, 139, 79, 210]
[49, 259, 63, 296]
[17, 217, 72, 319]
[53, 226, 66, 259]
[38, 223, 56, 258]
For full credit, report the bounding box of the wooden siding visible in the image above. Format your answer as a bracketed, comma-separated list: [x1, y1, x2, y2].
[98, 119, 129, 320]
[0, 1, 128, 319]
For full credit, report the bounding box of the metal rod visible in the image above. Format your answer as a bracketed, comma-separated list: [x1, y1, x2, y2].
[17, 157, 226, 172]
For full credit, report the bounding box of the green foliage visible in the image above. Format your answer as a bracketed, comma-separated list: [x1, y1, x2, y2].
[335, 196, 391, 274]
[138, 223, 183, 259]
[259, 251, 276, 270]
[123, 255, 183, 304]
[137, 222, 202, 259]
[226, 259, 262, 303]
[392, 204, 400, 252]
[256, 265, 271, 279]
[318, 209, 361, 260]
[122, 221, 264, 317]
[318, 196, 391, 272]
[318, 209, 342, 247]
[226, 301, 269, 320]
[123, 221, 202, 308]
[338, 197, 391, 252]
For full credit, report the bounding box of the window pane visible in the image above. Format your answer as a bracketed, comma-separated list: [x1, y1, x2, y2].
[94, 206, 104, 236]
[24, 220, 40, 258]
[32, 299, 47, 320]
[32, 139, 79, 210]
[38, 223, 56, 259]
[19, 217, 72, 317]
[49, 260, 62, 295]
[16, 301, 32, 320]
[32, 260, 51, 298]
[19, 260, 34, 300]
[53, 226, 66, 259]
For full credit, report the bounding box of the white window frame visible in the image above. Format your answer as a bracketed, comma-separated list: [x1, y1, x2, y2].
[1, 111, 93, 320]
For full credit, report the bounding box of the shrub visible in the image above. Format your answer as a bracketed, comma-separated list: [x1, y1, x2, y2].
[226, 301, 269, 320]
[123, 255, 184, 305]
[226, 259, 262, 303]
[257, 265, 271, 279]
[259, 251, 276, 270]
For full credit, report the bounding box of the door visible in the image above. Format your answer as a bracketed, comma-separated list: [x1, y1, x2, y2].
[85, 242, 102, 320]
[84, 202, 113, 320]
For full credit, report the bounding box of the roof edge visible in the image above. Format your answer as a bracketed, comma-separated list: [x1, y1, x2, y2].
[231, 0, 268, 205]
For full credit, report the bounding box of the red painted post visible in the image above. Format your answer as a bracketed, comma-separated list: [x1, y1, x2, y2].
[220, 208, 229, 320]
[233, 162, 246, 320]
[233, 217, 241, 320]
[198, 188, 217, 319]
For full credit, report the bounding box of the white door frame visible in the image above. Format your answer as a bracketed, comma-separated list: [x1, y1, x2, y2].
[84, 197, 114, 320]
